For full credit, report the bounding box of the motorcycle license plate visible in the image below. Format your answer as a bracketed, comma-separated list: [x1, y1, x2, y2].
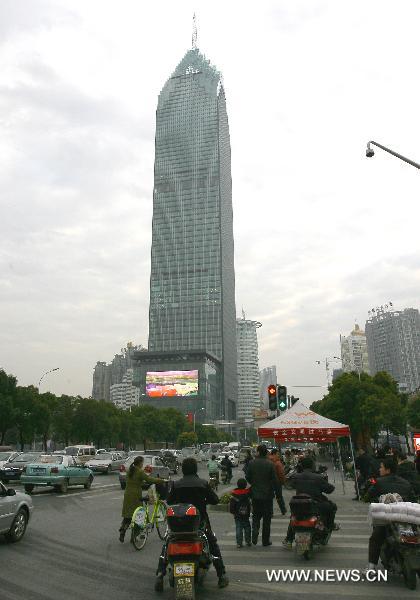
[295, 533, 311, 552]
[174, 563, 195, 577]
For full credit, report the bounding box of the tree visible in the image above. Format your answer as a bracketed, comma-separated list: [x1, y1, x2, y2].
[32, 392, 58, 452]
[311, 371, 405, 449]
[0, 370, 17, 444]
[177, 431, 198, 448]
[52, 395, 75, 446]
[14, 385, 39, 450]
[407, 393, 420, 430]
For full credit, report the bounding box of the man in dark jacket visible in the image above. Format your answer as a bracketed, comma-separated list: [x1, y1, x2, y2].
[366, 456, 416, 572]
[283, 456, 338, 547]
[353, 448, 377, 500]
[246, 444, 280, 546]
[220, 455, 233, 483]
[396, 451, 420, 494]
[155, 458, 228, 591]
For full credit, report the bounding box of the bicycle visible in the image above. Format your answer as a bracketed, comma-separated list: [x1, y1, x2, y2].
[130, 486, 168, 550]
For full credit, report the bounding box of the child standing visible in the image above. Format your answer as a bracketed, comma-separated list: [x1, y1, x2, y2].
[229, 478, 252, 548]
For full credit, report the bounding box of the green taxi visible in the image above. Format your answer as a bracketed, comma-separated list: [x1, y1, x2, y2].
[20, 454, 94, 494]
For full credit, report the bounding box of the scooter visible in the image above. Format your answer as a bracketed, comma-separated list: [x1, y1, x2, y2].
[166, 504, 212, 600]
[289, 494, 332, 560]
[209, 472, 219, 492]
[220, 465, 231, 485]
[380, 521, 420, 590]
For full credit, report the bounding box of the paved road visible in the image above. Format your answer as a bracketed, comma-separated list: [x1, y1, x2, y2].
[1, 464, 418, 599]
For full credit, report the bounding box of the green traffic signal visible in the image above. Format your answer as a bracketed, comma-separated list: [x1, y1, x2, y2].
[277, 385, 287, 411]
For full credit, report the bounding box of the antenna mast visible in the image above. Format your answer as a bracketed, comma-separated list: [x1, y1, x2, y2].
[192, 13, 198, 49]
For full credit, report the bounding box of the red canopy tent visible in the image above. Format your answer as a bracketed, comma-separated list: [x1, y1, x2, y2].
[258, 400, 356, 495]
[258, 400, 350, 443]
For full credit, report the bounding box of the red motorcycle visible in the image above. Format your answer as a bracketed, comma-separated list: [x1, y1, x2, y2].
[289, 494, 332, 560]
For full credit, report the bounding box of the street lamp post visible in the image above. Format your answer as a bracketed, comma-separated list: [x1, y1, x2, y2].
[38, 368, 60, 392]
[366, 140, 420, 170]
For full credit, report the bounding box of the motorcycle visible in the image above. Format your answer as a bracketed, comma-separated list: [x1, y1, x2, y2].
[289, 494, 332, 560]
[166, 504, 212, 600]
[220, 465, 231, 485]
[380, 521, 420, 590]
[208, 472, 219, 492]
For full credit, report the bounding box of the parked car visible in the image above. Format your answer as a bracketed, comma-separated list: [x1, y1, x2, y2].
[85, 452, 125, 474]
[20, 455, 94, 494]
[0, 451, 20, 469]
[0, 452, 43, 483]
[64, 445, 96, 465]
[159, 450, 179, 474]
[119, 455, 170, 490]
[0, 481, 34, 542]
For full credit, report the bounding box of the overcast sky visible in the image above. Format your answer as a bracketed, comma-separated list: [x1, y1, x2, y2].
[1, 0, 420, 406]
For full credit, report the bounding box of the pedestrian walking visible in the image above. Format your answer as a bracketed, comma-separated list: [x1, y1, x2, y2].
[242, 449, 253, 477]
[269, 448, 287, 514]
[245, 444, 280, 546]
[119, 455, 162, 542]
[229, 478, 252, 548]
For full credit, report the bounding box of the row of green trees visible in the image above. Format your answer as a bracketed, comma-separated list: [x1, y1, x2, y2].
[0, 370, 234, 451]
[311, 370, 420, 449]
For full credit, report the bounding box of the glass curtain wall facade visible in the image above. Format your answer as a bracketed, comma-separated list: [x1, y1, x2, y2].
[148, 48, 237, 419]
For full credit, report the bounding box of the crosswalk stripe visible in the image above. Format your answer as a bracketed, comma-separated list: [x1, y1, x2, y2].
[222, 533, 369, 539]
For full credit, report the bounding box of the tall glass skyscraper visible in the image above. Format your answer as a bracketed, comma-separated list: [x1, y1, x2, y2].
[147, 46, 238, 419]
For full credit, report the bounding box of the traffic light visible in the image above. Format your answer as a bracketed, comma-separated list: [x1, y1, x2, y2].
[267, 385, 277, 411]
[277, 385, 287, 411]
[291, 396, 299, 406]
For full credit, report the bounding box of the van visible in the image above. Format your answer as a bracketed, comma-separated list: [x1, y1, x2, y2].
[64, 445, 96, 464]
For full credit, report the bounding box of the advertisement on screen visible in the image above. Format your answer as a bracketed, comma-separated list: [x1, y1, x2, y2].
[146, 370, 198, 398]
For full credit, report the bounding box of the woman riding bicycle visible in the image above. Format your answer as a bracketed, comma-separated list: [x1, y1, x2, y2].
[119, 455, 163, 542]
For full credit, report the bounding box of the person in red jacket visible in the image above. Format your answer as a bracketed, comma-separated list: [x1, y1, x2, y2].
[229, 478, 252, 548]
[269, 448, 287, 515]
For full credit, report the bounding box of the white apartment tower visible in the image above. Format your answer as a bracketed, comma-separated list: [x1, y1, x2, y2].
[340, 324, 370, 376]
[236, 316, 262, 420]
[110, 369, 140, 411]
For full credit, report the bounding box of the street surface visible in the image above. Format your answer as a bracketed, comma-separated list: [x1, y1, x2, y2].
[1, 463, 418, 599]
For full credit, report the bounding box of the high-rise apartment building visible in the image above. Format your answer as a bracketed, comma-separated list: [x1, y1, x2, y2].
[110, 369, 140, 411]
[340, 324, 370, 376]
[365, 308, 420, 392]
[259, 366, 277, 410]
[92, 343, 145, 401]
[236, 317, 261, 420]
[139, 43, 237, 420]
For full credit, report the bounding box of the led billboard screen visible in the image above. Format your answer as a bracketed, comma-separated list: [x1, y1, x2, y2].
[146, 370, 199, 398]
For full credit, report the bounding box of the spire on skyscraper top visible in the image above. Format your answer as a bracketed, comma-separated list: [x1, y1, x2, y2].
[192, 13, 198, 49]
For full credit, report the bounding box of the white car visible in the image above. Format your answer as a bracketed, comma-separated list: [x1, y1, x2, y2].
[0, 481, 34, 542]
[85, 452, 125, 474]
[0, 451, 20, 469]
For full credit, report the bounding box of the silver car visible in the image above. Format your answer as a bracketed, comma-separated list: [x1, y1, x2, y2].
[85, 452, 125, 474]
[0, 481, 34, 542]
[119, 455, 170, 490]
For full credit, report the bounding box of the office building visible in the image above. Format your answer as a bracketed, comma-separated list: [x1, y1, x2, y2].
[134, 41, 237, 421]
[365, 307, 420, 392]
[110, 369, 140, 411]
[92, 342, 145, 401]
[236, 317, 262, 420]
[340, 324, 370, 376]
